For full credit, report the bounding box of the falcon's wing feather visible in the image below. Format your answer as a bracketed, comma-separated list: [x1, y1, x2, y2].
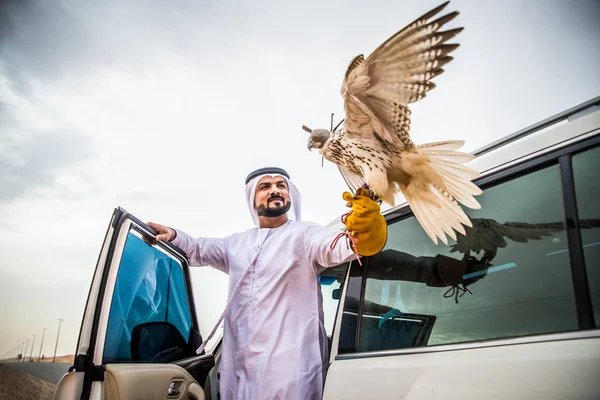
[338, 166, 366, 194]
[345, 54, 365, 80]
[342, 1, 462, 147]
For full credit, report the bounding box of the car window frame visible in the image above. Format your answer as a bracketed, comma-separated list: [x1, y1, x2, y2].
[336, 133, 600, 360]
[76, 209, 210, 399]
[100, 225, 199, 364]
[571, 145, 600, 328]
[90, 212, 205, 365]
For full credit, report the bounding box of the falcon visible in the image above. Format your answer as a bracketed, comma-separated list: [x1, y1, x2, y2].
[303, 1, 482, 245]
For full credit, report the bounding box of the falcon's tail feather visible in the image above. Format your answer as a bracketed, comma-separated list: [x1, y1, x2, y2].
[395, 140, 482, 245]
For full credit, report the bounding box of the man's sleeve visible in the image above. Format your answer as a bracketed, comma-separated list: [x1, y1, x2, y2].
[171, 228, 229, 274]
[304, 223, 357, 271]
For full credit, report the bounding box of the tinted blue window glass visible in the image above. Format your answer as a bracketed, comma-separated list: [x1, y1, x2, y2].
[103, 231, 192, 363]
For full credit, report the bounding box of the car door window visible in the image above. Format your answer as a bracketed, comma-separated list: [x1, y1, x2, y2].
[319, 264, 349, 336]
[103, 230, 194, 363]
[572, 145, 600, 327]
[356, 163, 579, 352]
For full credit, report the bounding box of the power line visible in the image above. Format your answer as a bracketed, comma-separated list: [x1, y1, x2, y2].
[0, 345, 19, 360]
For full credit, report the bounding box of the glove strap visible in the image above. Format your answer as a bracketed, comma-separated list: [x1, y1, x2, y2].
[329, 210, 363, 266]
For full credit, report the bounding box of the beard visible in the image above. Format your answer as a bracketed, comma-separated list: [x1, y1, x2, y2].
[256, 196, 291, 218]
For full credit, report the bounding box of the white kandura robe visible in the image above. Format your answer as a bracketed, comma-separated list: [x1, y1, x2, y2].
[172, 219, 356, 400]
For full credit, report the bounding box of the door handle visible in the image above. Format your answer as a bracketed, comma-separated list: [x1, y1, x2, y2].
[168, 381, 182, 398]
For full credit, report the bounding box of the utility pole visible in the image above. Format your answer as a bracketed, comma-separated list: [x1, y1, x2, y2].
[29, 334, 37, 362]
[20, 341, 25, 362]
[14, 343, 20, 363]
[52, 319, 64, 363]
[38, 328, 47, 362]
[23, 339, 29, 363]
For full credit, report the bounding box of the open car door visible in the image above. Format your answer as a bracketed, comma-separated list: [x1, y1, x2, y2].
[53, 207, 217, 400]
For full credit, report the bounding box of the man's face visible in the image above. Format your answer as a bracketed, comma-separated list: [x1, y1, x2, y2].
[254, 175, 291, 218]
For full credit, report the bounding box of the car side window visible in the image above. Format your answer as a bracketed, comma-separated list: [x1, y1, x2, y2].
[103, 230, 194, 363]
[357, 163, 579, 352]
[319, 264, 349, 337]
[572, 145, 600, 327]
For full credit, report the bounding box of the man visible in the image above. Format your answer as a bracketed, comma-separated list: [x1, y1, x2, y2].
[148, 166, 387, 400]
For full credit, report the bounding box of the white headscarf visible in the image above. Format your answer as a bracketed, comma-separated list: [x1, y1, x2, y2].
[245, 173, 302, 227]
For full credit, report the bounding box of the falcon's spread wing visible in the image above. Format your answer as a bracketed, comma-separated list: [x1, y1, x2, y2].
[341, 1, 462, 148]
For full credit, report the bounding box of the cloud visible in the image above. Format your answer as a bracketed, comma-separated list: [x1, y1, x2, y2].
[0, 101, 92, 201]
[0, 0, 94, 97]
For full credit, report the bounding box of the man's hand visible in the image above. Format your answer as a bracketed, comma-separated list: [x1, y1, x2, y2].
[147, 222, 176, 242]
[342, 187, 387, 256]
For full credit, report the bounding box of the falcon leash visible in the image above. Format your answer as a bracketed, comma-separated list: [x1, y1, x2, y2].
[330, 209, 362, 266]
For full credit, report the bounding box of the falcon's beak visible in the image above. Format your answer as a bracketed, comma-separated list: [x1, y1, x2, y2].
[304, 125, 314, 151]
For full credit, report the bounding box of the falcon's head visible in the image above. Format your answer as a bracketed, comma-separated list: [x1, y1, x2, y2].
[306, 129, 331, 151]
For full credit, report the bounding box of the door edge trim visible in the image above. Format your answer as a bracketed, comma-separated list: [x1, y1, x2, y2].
[334, 329, 600, 361]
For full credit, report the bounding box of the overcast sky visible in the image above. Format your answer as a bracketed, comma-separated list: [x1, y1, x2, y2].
[1, 0, 599, 358]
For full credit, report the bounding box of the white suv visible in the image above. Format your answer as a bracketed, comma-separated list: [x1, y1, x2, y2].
[54, 96, 600, 400]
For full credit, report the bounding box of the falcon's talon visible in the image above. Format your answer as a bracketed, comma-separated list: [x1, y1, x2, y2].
[358, 183, 380, 203]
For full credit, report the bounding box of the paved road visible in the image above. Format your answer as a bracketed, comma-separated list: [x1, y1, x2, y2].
[0, 361, 71, 385]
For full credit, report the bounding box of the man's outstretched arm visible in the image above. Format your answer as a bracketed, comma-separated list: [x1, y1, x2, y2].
[148, 222, 229, 274]
[304, 223, 357, 270]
